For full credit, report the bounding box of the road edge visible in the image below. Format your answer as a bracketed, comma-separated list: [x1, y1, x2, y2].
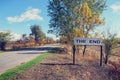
[0, 52, 51, 80]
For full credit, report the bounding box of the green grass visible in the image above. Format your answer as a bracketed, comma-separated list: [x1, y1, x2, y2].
[0, 52, 50, 80]
[48, 47, 62, 53]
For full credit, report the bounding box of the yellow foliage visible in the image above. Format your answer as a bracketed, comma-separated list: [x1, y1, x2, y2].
[74, 2, 104, 31]
[73, 28, 84, 37]
[60, 36, 67, 41]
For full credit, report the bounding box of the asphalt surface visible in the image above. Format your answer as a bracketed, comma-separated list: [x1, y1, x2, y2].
[0, 44, 59, 75]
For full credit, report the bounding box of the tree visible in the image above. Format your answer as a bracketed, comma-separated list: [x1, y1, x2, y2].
[48, 0, 78, 43]
[74, 2, 105, 56]
[21, 34, 27, 47]
[60, 36, 67, 44]
[29, 33, 35, 42]
[103, 32, 118, 64]
[74, 2, 105, 37]
[46, 37, 54, 44]
[48, 0, 106, 44]
[73, 28, 84, 37]
[30, 25, 46, 44]
[22, 34, 26, 40]
[0, 32, 11, 50]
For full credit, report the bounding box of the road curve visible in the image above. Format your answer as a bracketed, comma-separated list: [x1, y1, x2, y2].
[0, 44, 59, 75]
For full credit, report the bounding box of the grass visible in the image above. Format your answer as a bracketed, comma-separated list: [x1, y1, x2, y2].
[0, 52, 51, 80]
[48, 47, 60, 53]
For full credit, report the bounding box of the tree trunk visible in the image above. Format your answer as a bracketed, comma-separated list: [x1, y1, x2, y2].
[104, 52, 109, 64]
[105, 54, 108, 64]
[83, 45, 86, 57]
[82, 32, 88, 57]
[104, 46, 111, 64]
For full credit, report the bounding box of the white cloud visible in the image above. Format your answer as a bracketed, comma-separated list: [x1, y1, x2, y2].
[7, 7, 43, 22]
[110, 4, 120, 13]
[10, 33, 21, 41]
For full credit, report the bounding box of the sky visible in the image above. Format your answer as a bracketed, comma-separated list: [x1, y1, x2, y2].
[100, 0, 120, 37]
[0, 0, 120, 40]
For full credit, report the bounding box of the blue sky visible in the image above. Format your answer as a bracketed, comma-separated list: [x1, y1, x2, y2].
[0, 0, 120, 40]
[0, 0, 52, 40]
[100, 0, 120, 37]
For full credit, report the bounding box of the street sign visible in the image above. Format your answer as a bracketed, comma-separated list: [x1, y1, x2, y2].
[73, 37, 103, 66]
[74, 38, 102, 46]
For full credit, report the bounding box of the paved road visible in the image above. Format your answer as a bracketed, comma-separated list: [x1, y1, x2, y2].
[0, 44, 59, 74]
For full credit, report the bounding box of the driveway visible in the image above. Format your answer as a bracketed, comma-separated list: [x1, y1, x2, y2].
[0, 44, 59, 75]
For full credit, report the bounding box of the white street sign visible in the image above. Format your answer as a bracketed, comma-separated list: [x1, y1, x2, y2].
[74, 38, 102, 46]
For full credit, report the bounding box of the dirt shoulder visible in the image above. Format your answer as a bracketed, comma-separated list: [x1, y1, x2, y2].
[12, 53, 110, 80]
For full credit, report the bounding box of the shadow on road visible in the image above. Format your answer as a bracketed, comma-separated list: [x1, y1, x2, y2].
[17, 52, 45, 54]
[8, 46, 59, 51]
[15, 47, 56, 51]
[12, 47, 63, 54]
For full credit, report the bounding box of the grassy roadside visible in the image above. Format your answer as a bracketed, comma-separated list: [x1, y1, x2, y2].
[0, 52, 51, 80]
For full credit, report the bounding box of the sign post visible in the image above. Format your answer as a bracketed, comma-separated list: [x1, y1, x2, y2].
[74, 38, 103, 66]
[73, 45, 76, 65]
[100, 46, 103, 66]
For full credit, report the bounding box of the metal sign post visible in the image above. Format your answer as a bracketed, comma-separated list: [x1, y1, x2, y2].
[100, 46, 103, 66]
[73, 45, 76, 65]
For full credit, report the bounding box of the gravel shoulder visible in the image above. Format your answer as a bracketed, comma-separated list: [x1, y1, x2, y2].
[12, 53, 110, 80]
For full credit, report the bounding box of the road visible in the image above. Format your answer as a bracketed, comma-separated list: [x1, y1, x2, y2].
[0, 44, 59, 75]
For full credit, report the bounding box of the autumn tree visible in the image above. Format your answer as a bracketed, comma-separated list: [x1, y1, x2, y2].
[60, 36, 68, 44]
[73, 28, 84, 37]
[48, 0, 106, 44]
[74, 2, 105, 37]
[74, 2, 105, 56]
